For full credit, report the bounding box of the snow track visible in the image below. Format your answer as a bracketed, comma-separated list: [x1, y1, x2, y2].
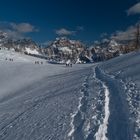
[95, 67, 134, 140]
[68, 67, 110, 140]
[93, 68, 110, 140]
[95, 83, 110, 140]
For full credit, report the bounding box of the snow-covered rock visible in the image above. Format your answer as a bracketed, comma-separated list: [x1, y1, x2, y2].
[43, 37, 86, 63]
[25, 47, 39, 55]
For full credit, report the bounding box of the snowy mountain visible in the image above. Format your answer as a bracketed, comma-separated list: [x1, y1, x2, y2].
[0, 30, 138, 64]
[0, 32, 92, 63]
[0, 31, 40, 55]
[41, 37, 90, 63]
[89, 44, 115, 62]
[89, 38, 130, 62]
[0, 31, 8, 47]
[109, 40, 119, 47]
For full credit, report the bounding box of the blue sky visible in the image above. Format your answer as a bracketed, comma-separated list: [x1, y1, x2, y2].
[0, 0, 140, 44]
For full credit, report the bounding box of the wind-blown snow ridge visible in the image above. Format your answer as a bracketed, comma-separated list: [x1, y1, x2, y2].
[95, 81, 110, 140]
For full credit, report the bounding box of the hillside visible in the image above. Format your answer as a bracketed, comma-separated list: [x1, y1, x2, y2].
[0, 49, 139, 140]
[97, 51, 140, 140]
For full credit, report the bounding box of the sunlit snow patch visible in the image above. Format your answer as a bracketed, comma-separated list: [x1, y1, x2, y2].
[25, 47, 39, 55]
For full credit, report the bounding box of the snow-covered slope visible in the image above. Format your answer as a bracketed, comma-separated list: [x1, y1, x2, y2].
[0, 49, 95, 140]
[0, 49, 40, 63]
[98, 51, 140, 140]
[0, 49, 139, 140]
[0, 49, 92, 99]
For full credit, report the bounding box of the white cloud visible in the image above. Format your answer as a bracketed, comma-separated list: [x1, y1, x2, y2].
[94, 40, 100, 44]
[55, 28, 76, 36]
[112, 25, 137, 41]
[4, 30, 23, 39]
[100, 32, 108, 38]
[0, 21, 38, 39]
[127, 2, 140, 15]
[55, 26, 85, 36]
[11, 23, 38, 33]
[42, 41, 52, 46]
[102, 38, 109, 43]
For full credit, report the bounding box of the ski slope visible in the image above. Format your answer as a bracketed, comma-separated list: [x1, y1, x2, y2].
[0, 49, 139, 140]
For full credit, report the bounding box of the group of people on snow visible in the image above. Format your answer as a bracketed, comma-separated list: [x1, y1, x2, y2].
[4, 57, 73, 67]
[65, 60, 72, 67]
[35, 61, 43, 64]
[5, 58, 14, 61]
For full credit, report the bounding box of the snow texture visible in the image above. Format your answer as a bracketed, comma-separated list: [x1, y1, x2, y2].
[0, 49, 139, 140]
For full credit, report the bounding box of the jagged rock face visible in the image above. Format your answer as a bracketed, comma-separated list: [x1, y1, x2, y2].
[3, 39, 38, 53]
[0, 31, 7, 41]
[0, 32, 90, 63]
[89, 39, 122, 62]
[0, 31, 39, 54]
[89, 38, 139, 62]
[1, 31, 134, 63]
[0, 31, 8, 47]
[43, 37, 86, 62]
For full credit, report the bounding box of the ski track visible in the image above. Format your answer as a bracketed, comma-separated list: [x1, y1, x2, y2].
[95, 83, 110, 140]
[68, 67, 110, 140]
[104, 70, 140, 140]
[93, 68, 110, 140]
